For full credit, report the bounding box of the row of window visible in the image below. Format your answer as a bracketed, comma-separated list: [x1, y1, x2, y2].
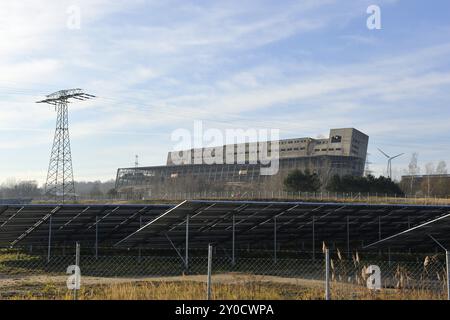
[314, 148, 342, 152]
[280, 147, 307, 152]
[280, 139, 309, 145]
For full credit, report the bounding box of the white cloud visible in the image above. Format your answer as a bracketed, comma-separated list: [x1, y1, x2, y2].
[0, 0, 449, 183]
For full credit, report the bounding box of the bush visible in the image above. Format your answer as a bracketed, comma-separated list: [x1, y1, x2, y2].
[326, 174, 404, 195]
[284, 170, 321, 192]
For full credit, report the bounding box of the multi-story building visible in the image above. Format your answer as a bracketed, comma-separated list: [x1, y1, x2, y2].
[116, 128, 369, 198]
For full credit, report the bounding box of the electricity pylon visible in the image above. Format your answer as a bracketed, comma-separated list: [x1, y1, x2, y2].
[37, 89, 95, 202]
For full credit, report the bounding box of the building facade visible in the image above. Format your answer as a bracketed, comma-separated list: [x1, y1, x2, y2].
[116, 128, 369, 198]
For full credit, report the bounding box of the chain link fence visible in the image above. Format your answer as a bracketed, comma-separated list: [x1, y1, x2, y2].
[27, 191, 450, 206]
[328, 251, 449, 300]
[0, 247, 448, 300]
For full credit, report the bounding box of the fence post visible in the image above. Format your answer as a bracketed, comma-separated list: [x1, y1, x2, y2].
[138, 215, 143, 263]
[446, 250, 450, 301]
[312, 216, 316, 261]
[325, 248, 330, 300]
[95, 215, 99, 260]
[47, 216, 52, 263]
[74, 242, 80, 301]
[185, 214, 190, 271]
[232, 215, 236, 266]
[207, 244, 213, 300]
[273, 217, 277, 264]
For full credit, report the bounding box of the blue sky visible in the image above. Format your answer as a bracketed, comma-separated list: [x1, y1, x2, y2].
[1, 0, 450, 184]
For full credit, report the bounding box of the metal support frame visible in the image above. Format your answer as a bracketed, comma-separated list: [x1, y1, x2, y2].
[185, 214, 190, 270]
[378, 216, 382, 256]
[74, 242, 80, 300]
[165, 233, 185, 265]
[44, 100, 76, 203]
[378, 216, 381, 240]
[11, 206, 60, 247]
[95, 215, 99, 259]
[47, 216, 52, 263]
[207, 244, 213, 300]
[388, 247, 391, 267]
[138, 215, 142, 262]
[346, 215, 350, 258]
[1, 206, 24, 228]
[325, 248, 330, 300]
[446, 251, 450, 301]
[232, 215, 235, 266]
[273, 217, 277, 264]
[37, 89, 95, 203]
[312, 216, 315, 261]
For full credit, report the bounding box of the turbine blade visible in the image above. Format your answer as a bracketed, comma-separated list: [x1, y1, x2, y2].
[377, 148, 390, 158]
[390, 153, 405, 160]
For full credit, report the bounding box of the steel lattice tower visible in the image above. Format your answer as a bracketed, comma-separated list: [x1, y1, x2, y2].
[37, 89, 95, 202]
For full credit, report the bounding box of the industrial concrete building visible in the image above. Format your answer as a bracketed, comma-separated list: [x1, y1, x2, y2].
[116, 128, 369, 198]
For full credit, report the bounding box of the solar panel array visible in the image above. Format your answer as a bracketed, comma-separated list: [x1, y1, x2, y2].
[1, 201, 449, 252]
[0, 204, 172, 247]
[116, 200, 450, 251]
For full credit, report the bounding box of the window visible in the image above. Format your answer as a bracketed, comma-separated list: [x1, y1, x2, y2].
[331, 135, 342, 143]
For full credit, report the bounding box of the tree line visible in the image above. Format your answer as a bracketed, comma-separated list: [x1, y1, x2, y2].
[284, 169, 404, 195]
[0, 179, 117, 199]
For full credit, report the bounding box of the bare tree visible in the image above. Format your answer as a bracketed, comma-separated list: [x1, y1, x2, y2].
[425, 162, 435, 197]
[425, 162, 435, 175]
[436, 161, 448, 175]
[408, 153, 420, 195]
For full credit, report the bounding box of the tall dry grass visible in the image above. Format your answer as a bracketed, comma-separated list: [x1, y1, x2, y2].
[6, 281, 324, 300]
[4, 279, 445, 301]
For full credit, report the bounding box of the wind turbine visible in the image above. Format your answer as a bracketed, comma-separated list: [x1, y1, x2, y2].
[378, 148, 404, 180]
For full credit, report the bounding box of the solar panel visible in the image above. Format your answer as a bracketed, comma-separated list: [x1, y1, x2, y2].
[115, 200, 450, 252]
[0, 204, 173, 247]
[364, 212, 450, 250]
[1, 201, 449, 252]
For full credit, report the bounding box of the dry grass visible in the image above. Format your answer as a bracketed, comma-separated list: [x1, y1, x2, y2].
[3, 280, 324, 300]
[0, 251, 447, 300]
[1, 278, 445, 301]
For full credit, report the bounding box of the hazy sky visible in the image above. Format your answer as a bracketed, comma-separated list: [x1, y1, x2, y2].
[1, 0, 449, 185]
